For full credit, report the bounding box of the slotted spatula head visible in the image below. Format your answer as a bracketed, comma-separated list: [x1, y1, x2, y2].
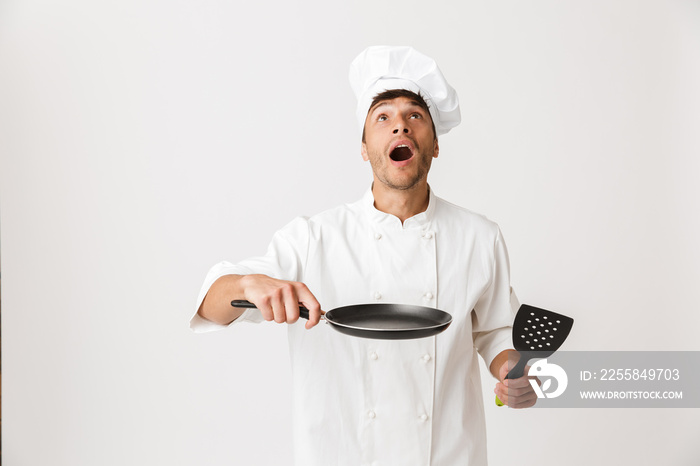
[507, 304, 574, 379]
[513, 304, 574, 354]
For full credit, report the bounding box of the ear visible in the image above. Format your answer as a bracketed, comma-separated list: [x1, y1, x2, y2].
[433, 139, 439, 159]
[361, 142, 369, 161]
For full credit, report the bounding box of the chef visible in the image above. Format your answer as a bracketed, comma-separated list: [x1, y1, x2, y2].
[191, 46, 537, 465]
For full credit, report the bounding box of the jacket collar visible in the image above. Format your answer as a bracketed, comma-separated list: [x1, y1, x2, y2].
[362, 184, 436, 229]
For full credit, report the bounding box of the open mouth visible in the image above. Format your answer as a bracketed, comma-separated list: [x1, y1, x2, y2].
[390, 144, 413, 162]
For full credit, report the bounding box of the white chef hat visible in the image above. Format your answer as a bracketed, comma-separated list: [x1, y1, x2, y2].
[349, 45, 461, 136]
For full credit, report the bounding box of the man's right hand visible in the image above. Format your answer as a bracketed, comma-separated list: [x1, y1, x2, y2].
[197, 274, 323, 329]
[240, 274, 323, 329]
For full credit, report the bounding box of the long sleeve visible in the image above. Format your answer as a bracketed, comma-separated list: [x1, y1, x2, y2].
[190, 216, 311, 333]
[471, 228, 519, 368]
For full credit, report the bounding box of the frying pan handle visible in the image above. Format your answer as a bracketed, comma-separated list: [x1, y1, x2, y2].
[231, 299, 310, 320]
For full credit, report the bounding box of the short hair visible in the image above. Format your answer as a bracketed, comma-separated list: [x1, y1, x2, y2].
[361, 89, 437, 142]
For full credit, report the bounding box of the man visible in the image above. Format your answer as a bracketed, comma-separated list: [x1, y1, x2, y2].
[192, 46, 536, 465]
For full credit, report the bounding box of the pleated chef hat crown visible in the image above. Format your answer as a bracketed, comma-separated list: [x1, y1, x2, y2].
[349, 45, 461, 136]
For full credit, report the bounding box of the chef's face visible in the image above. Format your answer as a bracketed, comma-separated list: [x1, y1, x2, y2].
[361, 95, 439, 191]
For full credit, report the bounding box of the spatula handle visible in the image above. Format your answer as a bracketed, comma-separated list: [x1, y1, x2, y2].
[505, 356, 528, 380]
[231, 299, 310, 320]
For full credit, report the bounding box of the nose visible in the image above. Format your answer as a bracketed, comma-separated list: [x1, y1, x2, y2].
[393, 115, 410, 134]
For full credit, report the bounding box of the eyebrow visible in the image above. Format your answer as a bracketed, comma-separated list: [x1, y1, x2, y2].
[369, 100, 425, 115]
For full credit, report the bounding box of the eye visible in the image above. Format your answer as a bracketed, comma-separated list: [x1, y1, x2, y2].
[409, 113, 422, 119]
[377, 114, 388, 122]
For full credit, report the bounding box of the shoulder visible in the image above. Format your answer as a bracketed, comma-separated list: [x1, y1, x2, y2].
[433, 195, 501, 238]
[307, 197, 365, 229]
[274, 197, 364, 241]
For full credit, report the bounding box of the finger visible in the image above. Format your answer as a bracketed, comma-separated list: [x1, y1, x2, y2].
[499, 360, 511, 381]
[508, 389, 539, 409]
[497, 380, 540, 409]
[283, 285, 300, 324]
[499, 354, 521, 381]
[494, 383, 511, 406]
[253, 296, 274, 321]
[502, 384, 535, 398]
[294, 283, 322, 329]
[494, 384, 538, 409]
[270, 292, 286, 323]
[504, 375, 534, 389]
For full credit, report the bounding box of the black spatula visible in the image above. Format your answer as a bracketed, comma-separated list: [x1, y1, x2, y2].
[495, 304, 574, 406]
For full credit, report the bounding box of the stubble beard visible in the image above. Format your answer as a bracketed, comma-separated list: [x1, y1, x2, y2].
[367, 146, 432, 191]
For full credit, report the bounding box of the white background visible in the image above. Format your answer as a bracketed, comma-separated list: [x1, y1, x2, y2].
[1, 0, 699, 464]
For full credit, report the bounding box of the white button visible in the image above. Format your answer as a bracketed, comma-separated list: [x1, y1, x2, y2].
[423, 231, 433, 239]
[419, 414, 428, 422]
[369, 352, 378, 360]
[374, 233, 382, 240]
[422, 354, 431, 362]
[424, 292, 434, 300]
[373, 291, 382, 300]
[367, 410, 376, 419]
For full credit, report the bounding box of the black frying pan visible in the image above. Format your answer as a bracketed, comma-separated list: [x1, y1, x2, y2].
[231, 300, 452, 340]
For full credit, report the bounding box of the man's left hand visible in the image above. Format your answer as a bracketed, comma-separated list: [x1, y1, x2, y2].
[493, 359, 539, 409]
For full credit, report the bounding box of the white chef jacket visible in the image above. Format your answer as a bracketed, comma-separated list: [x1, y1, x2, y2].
[191, 187, 518, 466]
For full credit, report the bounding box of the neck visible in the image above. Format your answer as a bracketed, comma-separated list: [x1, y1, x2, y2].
[371, 180, 430, 223]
